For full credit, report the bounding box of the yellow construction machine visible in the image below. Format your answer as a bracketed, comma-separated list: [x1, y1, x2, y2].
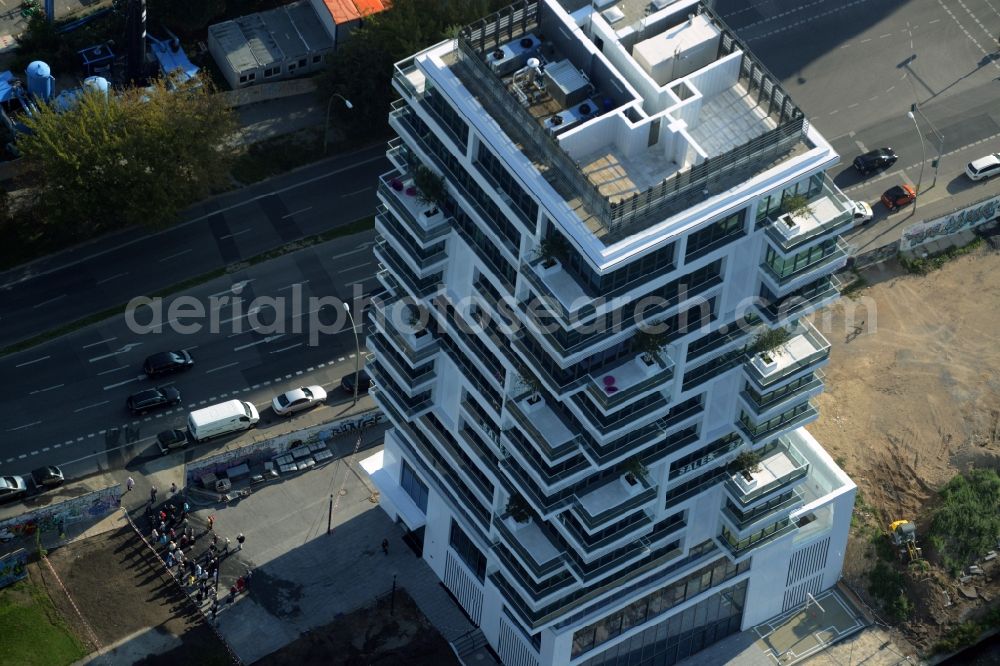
[889, 520, 924, 562]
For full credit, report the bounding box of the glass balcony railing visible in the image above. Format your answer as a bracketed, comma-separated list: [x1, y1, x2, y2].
[493, 513, 566, 579]
[718, 519, 796, 559]
[506, 394, 585, 465]
[367, 363, 434, 419]
[377, 181, 451, 245]
[372, 240, 442, 300]
[583, 353, 674, 411]
[721, 490, 803, 533]
[757, 275, 841, 326]
[737, 401, 817, 444]
[366, 315, 440, 368]
[365, 334, 436, 394]
[573, 474, 657, 531]
[725, 439, 809, 507]
[501, 425, 592, 493]
[764, 175, 855, 251]
[392, 58, 425, 98]
[760, 237, 850, 288]
[740, 371, 824, 416]
[743, 320, 830, 389]
[556, 509, 652, 556]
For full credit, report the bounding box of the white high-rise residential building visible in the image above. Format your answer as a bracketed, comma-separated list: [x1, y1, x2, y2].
[362, 0, 856, 664]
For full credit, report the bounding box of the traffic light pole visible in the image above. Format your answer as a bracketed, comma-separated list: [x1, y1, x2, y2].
[911, 103, 944, 190]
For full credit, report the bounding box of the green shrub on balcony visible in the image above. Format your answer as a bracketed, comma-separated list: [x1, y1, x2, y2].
[412, 164, 447, 208]
[505, 494, 533, 524]
[619, 456, 648, 486]
[748, 327, 792, 363]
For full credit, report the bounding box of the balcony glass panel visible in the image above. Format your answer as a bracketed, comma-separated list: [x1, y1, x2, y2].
[764, 175, 854, 250]
[719, 518, 795, 557]
[584, 353, 674, 410]
[557, 509, 652, 554]
[721, 490, 802, 531]
[506, 394, 582, 462]
[744, 320, 830, 388]
[372, 240, 442, 299]
[494, 513, 563, 576]
[575, 475, 656, 529]
[762, 237, 848, 285]
[725, 439, 809, 506]
[741, 371, 824, 414]
[758, 276, 840, 324]
[737, 402, 817, 443]
[377, 174, 451, 242]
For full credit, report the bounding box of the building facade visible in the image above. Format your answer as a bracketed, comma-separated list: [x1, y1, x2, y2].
[362, 1, 856, 665]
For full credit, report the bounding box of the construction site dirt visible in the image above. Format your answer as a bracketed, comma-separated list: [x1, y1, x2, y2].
[808, 246, 1000, 657]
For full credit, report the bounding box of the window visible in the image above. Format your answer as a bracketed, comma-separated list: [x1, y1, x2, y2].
[239, 74, 248, 83]
[312, 54, 322, 64]
[264, 66, 280, 78]
[288, 63, 297, 73]
[449, 520, 487, 583]
[298, 58, 307, 68]
[400, 460, 428, 513]
[764, 238, 839, 279]
[685, 210, 746, 262]
[756, 175, 823, 224]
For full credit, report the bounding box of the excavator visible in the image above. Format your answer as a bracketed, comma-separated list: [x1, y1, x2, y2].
[889, 520, 924, 562]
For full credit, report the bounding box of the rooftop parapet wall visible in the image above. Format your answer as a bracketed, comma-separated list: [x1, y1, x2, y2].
[454, 0, 810, 244]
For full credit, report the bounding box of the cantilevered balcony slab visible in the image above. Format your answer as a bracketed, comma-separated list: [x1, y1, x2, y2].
[494, 515, 565, 580]
[584, 353, 673, 411]
[725, 440, 809, 508]
[765, 177, 854, 251]
[744, 320, 830, 390]
[575, 474, 656, 531]
[507, 394, 581, 464]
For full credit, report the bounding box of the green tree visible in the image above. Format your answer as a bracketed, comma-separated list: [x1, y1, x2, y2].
[19, 77, 237, 232]
[146, 0, 225, 35]
[317, 0, 507, 140]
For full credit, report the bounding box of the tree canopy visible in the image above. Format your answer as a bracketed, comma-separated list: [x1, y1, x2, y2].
[318, 0, 509, 139]
[19, 77, 237, 232]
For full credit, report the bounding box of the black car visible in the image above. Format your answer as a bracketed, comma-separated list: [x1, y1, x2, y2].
[142, 350, 194, 378]
[126, 387, 182, 416]
[853, 148, 897, 175]
[341, 368, 372, 395]
[156, 428, 189, 455]
[30, 465, 65, 489]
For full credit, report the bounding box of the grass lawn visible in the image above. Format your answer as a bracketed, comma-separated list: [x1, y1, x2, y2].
[0, 575, 87, 666]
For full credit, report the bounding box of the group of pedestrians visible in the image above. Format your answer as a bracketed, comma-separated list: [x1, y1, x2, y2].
[141, 490, 253, 624]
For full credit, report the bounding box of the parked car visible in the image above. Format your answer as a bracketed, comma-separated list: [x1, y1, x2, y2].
[0, 475, 27, 504]
[156, 428, 189, 455]
[142, 350, 194, 378]
[341, 369, 372, 395]
[853, 148, 897, 175]
[126, 387, 181, 416]
[30, 465, 64, 489]
[272, 386, 327, 416]
[852, 201, 874, 226]
[880, 184, 916, 211]
[965, 153, 1000, 181]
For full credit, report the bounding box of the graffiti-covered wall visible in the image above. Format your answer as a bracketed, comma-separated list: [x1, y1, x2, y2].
[901, 195, 1000, 252]
[0, 549, 28, 589]
[185, 409, 384, 487]
[0, 485, 121, 538]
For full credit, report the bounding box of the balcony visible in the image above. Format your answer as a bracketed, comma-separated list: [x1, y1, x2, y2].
[377, 173, 451, 244]
[721, 490, 804, 534]
[367, 363, 434, 419]
[556, 510, 652, 557]
[757, 275, 841, 326]
[501, 426, 592, 494]
[739, 371, 825, 418]
[574, 474, 657, 532]
[725, 439, 809, 507]
[367, 307, 441, 368]
[374, 228, 447, 279]
[392, 57, 426, 99]
[506, 393, 583, 464]
[718, 518, 796, 560]
[737, 401, 817, 444]
[365, 335, 436, 395]
[760, 237, 850, 292]
[372, 240, 442, 300]
[437, 334, 503, 416]
[764, 176, 855, 251]
[584, 353, 674, 411]
[494, 514, 565, 580]
[744, 320, 830, 389]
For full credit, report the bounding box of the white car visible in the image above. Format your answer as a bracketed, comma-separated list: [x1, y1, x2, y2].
[0, 475, 27, 504]
[966, 153, 1000, 181]
[271, 386, 327, 416]
[851, 201, 873, 226]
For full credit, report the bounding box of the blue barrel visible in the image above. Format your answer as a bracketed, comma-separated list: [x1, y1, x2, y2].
[83, 76, 110, 99]
[26, 61, 53, 102]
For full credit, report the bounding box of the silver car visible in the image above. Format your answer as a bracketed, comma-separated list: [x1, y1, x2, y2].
[0, 475, 27, 504]
[272, 386, 328, 416]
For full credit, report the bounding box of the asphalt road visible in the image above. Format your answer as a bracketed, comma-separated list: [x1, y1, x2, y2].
[713, 0, 1000, 246]
[0, 144, 390, 349]
[0, 229, 378, 473]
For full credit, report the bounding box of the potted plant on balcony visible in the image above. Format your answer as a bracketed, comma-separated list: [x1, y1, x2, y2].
[778, 194, 813, 230]
[402, 303, 430, 341]
[620, 456, 648, 486]
[536, 233, 569, 271]
[412, 164, 447, 209]
[515, 365, 544, 407]
[505, 493, 533, 526]
[748, 327, 791, 367]
[632, 322, 669, 367]
[732, 449, 763, 483]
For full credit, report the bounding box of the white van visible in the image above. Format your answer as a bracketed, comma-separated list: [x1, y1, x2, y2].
[187, 400, 260, 442]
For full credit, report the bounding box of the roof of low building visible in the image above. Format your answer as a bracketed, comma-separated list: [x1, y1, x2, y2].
[209, 1, 334, 74]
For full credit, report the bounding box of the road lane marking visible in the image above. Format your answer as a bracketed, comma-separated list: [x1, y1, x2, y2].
[341, 187, 372, 197]
[88, 343, 143, 363]
[282, 207, 312, 219]
[218, 305, 261, 325]
[332, 246, 371, 260]
[206, 362, 240, 374]
[218, 229, 251, 240]
[234, 335, 284, 352]
[83, 337, 117, 349]
[209, 280, 254, 298]
[338, 263, 369, 274]
[96, 272, 129, 285]
[97, 366, 130, 375]
[278, 281, 309, 291]
[159, 249, 193, 263]
[15, 356, 50, 367]
[103, 378, 141, 390]
[271, 343, 303, 354]
[29, 384, 64, 394]
[74, 401, 110, 413]
[32, 294, 67, 309]
[7, 421, 40, 431]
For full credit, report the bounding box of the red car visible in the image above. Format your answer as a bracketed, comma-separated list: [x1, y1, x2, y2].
[881, 184, 916, 211]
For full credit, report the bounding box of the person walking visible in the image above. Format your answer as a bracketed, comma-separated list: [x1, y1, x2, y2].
[236, 533, 245, 551]
[223, 537, 230, 554]
[381, 538, 389, 555]
[150, 486, 157, 503]
[207, 515, 215, 532]
[126, 476, 135, 493]
[170, 482, 177, 494]
[245, 568, 253, 590]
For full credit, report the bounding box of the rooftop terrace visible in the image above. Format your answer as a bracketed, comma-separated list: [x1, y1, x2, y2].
[450, 0, 810, 244]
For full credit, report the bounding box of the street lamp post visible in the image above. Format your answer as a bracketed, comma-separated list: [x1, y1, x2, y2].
[911, 104, 944, 189]
[343, 302, 360, 405]
[324, 93, 354, 155]
[907, 110, 926, 214]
